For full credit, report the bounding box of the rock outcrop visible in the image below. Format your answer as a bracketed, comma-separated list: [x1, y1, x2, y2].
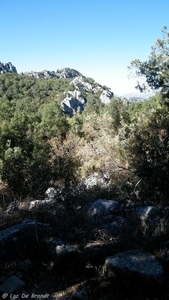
[61, 75, 114, 114]
[0, 219, 50, 261]
[0, 62, 17, 74]
[61, 90, 86, 115]
[1, 192, 169, 299]
[104, 249, 163, 283]
[0, 62, 115, 115]
[24, 68, 81, 79]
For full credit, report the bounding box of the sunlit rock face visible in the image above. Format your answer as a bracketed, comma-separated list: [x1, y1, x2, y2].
[104, 249, 164, 283]
[0, 62, 17, 74]
[61, 90, 86, 115]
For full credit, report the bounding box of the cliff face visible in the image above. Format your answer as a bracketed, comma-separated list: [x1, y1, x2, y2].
[0, 62, 17, 74]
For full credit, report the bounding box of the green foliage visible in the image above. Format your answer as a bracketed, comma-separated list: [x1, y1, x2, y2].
[1, 53, 169, 206]
[68, 112, 84, 137]
[128, 26, 169, 93]
[106, 97, 130, 132]
[38, 101, 69, 138]
[83, 90, 104, 114]
[126, 28, 169, 204]
[127, 105, 169, 203]
[0, 73, 75, 197]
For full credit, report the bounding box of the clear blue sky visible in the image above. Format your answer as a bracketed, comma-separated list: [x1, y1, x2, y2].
[1, 0, 169, 95]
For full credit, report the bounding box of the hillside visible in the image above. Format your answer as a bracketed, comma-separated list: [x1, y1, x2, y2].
[0, 61, 169, 299]
[0, 61, 116, 115]
[0, 60, 166, 200]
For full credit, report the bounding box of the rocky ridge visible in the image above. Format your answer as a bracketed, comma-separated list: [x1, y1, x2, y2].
[0, 62, 115, 114]
[23, 67, 81, 79]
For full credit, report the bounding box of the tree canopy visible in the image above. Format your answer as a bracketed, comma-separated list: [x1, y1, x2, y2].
[128, 26, 169, 94]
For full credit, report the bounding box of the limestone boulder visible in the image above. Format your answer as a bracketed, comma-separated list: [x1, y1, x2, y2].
[0, 219, 50, 261]
[88, 199, 120, 220]
[99, 89, 114, 104]
[61, 90, 86, 115]
[104, 249, 163, 283]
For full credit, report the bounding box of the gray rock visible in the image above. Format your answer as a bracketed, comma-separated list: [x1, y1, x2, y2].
[48, 239, 77, 258]
[5, 202, 17, 214]
[61, 90, 85, 115]
[71, 76, 93, 91]
[0, 220, 49, 261]
[45, 187, 57, 200]
[99, 90, 114, 104]
[134, 206, 160, 235]
[84, 172, 111, 189]
[0, 275, 25, 293]
[28, 199, 54, 210]
[104, 249, 163, 283]
[0, 62, 17, 74]
[88, 199, 119, 217]
[135, 206, 160, 221]
[24, 68, 81, 79]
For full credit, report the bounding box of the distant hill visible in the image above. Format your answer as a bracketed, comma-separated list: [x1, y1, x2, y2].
[123, 91, 156, 100]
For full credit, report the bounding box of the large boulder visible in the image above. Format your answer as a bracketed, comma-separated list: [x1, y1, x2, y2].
[134, 206, 161, 235]
[104, 249, 163, 283]
[45, 187, 57, 200]
[28, 199, 54, 210]
[135, 205, 160, 221]
[99, 90, 114, 104]
[88, 199, 120, 220]
[0, 220, 50, 261]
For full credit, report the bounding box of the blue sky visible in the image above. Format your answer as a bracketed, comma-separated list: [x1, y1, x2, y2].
[1, 0, 169, 95]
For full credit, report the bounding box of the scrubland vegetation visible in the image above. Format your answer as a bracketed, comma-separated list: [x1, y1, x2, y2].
[1, 26, 169, 300]
[0, 71, 168, 207]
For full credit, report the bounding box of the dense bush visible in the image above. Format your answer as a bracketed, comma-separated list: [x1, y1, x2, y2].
[1, 32, 169, 207]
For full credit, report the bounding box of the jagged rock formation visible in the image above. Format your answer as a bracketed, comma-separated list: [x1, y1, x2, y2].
[61, 75, 114, 114]
[99, 89, 114, 104]
[0, 62, 17, 74]
[25, 68, 114, 114]
[23, 67, 81, 79]
[61, 90, 86, 115]
[0, 62, 115, 114]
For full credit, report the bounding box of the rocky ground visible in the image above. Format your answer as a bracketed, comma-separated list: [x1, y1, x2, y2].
[1, 188, 169, 299]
